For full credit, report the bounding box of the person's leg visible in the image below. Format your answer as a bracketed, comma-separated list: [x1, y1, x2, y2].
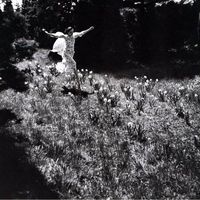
[64, 54, 76, 69]
[64, 54, 80, 89]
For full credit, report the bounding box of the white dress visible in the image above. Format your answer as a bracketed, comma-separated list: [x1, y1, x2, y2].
[51, 32, 66, 58]
[51, 32, 83, 60]
[51, 32, 84, 73]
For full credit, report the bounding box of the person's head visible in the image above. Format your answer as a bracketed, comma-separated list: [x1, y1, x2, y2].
[65, 27, 74, 36]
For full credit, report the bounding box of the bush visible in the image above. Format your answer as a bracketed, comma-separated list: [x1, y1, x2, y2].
[12, 38, 38, 60]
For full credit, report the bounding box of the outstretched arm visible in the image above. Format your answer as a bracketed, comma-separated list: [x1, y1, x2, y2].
[42, 29, 65, 38]
[74, 26, 94, 38]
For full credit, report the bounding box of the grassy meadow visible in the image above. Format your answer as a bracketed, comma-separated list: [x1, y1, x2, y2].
[1, 50, 200, 199]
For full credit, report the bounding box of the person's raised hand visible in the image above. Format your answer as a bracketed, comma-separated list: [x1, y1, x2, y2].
[42, 28, 46, 32]
[90, 26, 94, 30]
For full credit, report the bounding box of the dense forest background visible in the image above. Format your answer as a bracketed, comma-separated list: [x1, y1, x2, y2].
[0, 0, 200, 71]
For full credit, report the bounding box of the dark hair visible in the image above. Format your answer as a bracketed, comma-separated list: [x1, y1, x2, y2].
[65, 26, 74, 34]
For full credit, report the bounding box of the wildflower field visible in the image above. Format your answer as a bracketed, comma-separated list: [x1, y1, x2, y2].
[1, 50, 200, 199]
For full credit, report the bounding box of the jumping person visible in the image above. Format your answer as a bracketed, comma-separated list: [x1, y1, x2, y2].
[42, 26, 94, 89]
[42, 26, 94, 69]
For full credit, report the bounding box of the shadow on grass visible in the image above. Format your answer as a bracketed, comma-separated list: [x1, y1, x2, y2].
[93, 61, 200, 80]
[21, 48, 200, 81]
[0, 62, 28, 92]
[0, 109, 58, 199]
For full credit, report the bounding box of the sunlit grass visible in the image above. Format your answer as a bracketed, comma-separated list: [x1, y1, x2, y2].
[1, 57, 200, 199]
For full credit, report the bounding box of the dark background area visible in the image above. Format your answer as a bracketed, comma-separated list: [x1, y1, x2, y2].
[0, 0, 200, 84]
[0, 0, 199, 72]
[17, 0, 200, 71]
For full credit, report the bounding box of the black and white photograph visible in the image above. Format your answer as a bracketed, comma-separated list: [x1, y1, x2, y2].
[0, 0, 200, 199]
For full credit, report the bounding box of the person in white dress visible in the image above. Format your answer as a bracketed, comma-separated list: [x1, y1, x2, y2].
[42, 26, 94, 71]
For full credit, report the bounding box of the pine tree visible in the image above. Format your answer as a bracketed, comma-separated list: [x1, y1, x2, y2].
[3, 0, 14, 15]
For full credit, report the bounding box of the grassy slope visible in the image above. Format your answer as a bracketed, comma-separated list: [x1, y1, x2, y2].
[1, 49, 200, 199]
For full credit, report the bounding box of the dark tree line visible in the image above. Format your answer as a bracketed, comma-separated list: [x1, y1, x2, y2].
[0, 0, 27, 63]
[75, 0, 200, 66]
[1, 0, 199, 69]
[0, 0, 29, 92]
[74, 0, 130, 69]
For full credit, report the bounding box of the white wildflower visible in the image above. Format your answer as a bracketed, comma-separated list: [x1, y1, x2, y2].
[179, 86, 185, 91]
[78, 73, 83, 78]
[115, 91, 119, 96]
[127, 122, 133, 128]
[110, 94, 115, 100]
[88, 75, 92, 79]
[43, 72, 48, 77]
[29, 83, 34, 89]
[107, 99, 111, 104]
[99, 87, 103, 92]
[103, 98, 108, 104]
[100, 110, 104, 114]
[68, 92, 73, 97]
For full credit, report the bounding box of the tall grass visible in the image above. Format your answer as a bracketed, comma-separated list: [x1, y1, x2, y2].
[1, 60, 200, 199]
